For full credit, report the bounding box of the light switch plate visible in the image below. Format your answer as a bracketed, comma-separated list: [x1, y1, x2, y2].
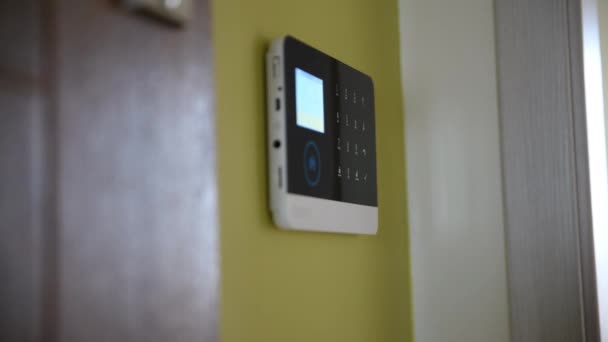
[124, 0, 192, 25]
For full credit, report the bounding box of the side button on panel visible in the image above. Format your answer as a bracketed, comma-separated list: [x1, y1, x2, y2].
[272, 56, 280, 79]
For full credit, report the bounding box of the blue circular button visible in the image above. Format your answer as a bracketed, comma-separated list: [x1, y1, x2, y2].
[303, 141, 321, 187]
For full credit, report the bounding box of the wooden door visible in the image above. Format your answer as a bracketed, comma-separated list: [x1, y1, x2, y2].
[0, 1, 219, 341]
[495, 0, 598, 340]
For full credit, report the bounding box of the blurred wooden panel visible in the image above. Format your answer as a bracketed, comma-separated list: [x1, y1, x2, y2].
[0, 1, 41, 80]
[495, 0, 593, 341]
[0, 93, 44, 342]
[54, 1, 218, 341]
[0, 1, 218, 341]
[0, 1, 44, 341]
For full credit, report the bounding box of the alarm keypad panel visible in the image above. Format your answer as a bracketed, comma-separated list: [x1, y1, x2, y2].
[283, 37, 377, 207]
[267, 36, 377, 234]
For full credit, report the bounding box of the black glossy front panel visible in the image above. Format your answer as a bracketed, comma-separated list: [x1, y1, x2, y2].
[283, 36, 377, 207]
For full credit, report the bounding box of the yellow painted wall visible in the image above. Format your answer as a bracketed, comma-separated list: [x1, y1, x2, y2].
[213, 0, 411, 341]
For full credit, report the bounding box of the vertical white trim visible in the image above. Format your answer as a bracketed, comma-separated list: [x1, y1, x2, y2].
[582, 0, 608, 339]
[400, 1, 510, 340]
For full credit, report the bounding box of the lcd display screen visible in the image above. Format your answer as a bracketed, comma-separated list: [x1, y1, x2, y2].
[295, 67, 325, 133]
